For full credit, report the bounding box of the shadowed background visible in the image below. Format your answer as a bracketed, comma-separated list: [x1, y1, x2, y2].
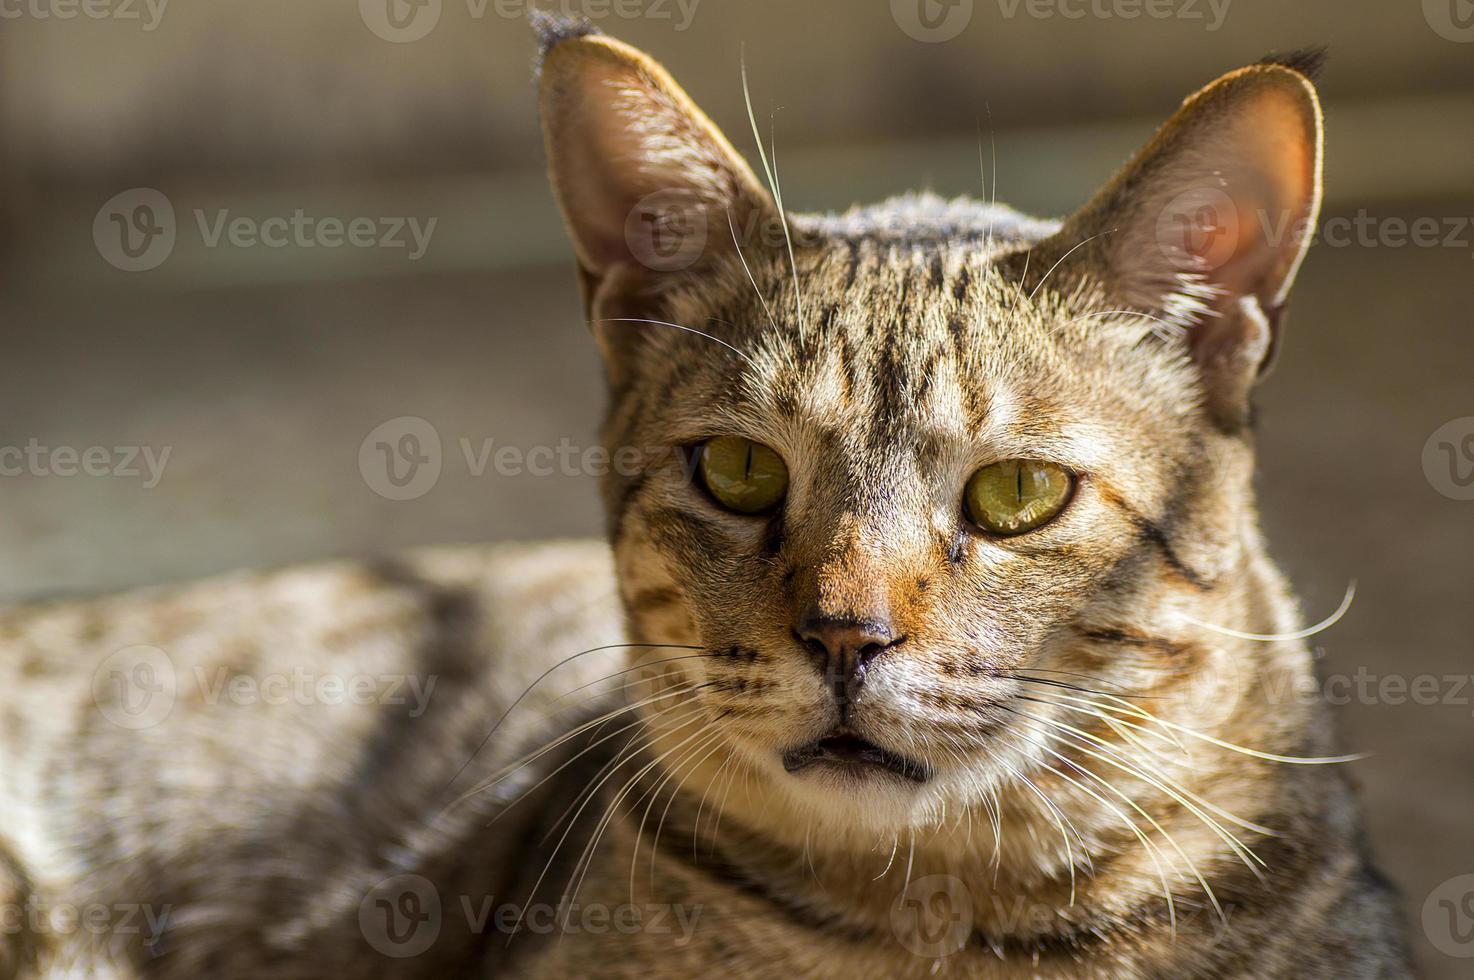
[1, 1, 1471, 973]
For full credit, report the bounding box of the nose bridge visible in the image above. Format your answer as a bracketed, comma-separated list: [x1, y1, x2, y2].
[790, 438, 930, 623]
[794, 507, 913, 626]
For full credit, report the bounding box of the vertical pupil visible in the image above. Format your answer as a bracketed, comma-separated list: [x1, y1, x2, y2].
[744, 442, 753, 481]
[1015, 464, 1024, 503]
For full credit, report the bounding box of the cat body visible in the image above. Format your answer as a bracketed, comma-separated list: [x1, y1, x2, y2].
[0, 18, 1410, 979]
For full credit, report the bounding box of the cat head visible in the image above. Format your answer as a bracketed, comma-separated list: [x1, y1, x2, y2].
[536, 17, 1322, 832]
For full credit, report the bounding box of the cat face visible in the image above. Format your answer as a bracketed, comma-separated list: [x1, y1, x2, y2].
[537, 18, 1321, 827]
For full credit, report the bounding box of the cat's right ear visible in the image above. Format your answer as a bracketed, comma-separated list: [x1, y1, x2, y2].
[1038, 55, 1324, 431]
[535, 16, 774, 359]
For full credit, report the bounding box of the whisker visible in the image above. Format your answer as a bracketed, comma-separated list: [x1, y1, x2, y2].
[438, 641, 703, 798]
[1019, 682, 1365, 767]
[1001, 706, 1268, 880]
[1026, 744, 1184, 935]
[456, 683, 710, 817]
[591, 317, 757, 367]
[1178, 581, 1356, 643]
[1012, 768, 1082, 905]
[646, 726, 731, 890]
[564, 725, 724, 918]
[740, 52, 805, 339]
[728, 208, 779, 332]
[513, 712, 712, 940]
[1028, 230, 1114, 302]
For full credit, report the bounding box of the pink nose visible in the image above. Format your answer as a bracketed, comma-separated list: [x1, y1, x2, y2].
[795, 615, 900, 704]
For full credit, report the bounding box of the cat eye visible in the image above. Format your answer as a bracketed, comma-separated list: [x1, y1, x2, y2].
[697, 436, 789, 515]
[963, 459, 1075, 536]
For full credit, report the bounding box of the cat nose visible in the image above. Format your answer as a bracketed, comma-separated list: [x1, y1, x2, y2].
[795, 615, 901, 704]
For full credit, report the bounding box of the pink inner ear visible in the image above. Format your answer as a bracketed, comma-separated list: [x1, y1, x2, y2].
[543, 46, 770, 282]
[1156, 91, 1318, 311]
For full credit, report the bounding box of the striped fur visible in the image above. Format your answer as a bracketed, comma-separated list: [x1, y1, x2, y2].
[0, 23, 1409, 980]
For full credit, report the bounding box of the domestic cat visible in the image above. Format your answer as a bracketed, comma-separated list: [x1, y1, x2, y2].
[0, 15, 1409, 978]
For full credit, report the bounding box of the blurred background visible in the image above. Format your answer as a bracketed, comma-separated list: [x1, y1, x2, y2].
[1, 0, 1470, 973]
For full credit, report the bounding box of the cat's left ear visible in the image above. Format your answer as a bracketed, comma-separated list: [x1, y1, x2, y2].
[535, 15, 776, 370]
[1046, 57, 1324, 427]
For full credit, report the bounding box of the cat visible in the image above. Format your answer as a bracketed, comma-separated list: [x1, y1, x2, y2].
[0, 13, 1411, 979]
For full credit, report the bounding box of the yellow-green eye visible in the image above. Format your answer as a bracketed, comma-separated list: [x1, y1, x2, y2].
[698, 436, 789, 514]
[964, 459, 1074, 536]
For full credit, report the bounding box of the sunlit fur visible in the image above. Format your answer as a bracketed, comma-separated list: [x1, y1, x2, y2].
[534, 20, 1410, 978]
[0, 25, 1411, 980]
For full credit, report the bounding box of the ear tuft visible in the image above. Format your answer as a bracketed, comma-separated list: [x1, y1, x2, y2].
[1257, 46, 1328, 83]
[529, 10, 601, 74]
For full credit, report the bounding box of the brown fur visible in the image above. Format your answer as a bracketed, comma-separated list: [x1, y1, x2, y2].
[0, 20, 1409, 980]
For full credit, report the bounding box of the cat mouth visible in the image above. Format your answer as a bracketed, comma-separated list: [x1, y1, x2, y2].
[781, 731, 930, 783]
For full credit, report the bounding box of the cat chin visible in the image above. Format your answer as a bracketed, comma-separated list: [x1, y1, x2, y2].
[777, 771, 936, 833]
